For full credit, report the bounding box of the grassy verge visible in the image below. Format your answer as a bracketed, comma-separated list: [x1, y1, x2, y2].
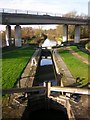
[70, 46, 90, 60]
[2, 47, 35, 89]
[59, 48, 89, 87]
[2, 46, 20, 53]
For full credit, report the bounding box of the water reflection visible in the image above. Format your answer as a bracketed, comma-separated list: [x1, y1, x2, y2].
[40, 58, 52, 66]
[33, 48, 57, 86]
[42, 38, 57, 47]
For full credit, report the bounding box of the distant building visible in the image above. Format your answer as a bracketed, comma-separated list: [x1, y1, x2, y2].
[88, 1, 90, 39]
[88, 1, 90, 16]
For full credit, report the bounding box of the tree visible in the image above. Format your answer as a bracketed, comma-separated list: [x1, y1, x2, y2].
[63, 11, 77, 18]
[68, 25, 75, 39]
[80, 26, 88, 38]
[21, 27, 34, 39]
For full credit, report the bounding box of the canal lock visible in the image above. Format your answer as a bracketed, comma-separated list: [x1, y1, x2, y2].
[21, 47, 69, 120]
[33, 48, 61, 86]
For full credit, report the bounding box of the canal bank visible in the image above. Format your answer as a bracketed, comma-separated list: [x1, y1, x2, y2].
[51, 48, 76, 87]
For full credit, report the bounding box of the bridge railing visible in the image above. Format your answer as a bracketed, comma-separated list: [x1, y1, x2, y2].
[0, 8, 63, 17]
[0, 8, 88, 19]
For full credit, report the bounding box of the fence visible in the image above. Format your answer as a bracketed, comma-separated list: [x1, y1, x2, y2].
[0, 8, 63, 17]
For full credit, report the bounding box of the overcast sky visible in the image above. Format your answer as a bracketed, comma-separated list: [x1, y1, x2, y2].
[0, 0, 90, 30]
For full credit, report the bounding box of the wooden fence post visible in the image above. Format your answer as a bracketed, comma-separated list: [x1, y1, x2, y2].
[43, 82, 51, 97]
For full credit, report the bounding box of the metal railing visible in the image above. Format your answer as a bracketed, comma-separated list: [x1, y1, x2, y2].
[0, 8, 88, 19]
[0, 8, 63, 17]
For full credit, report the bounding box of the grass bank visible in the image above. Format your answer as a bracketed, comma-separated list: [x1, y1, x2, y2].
[2, 47, 35, 89]
[70, 46, 90, 60]
[59, 48, 89, 87]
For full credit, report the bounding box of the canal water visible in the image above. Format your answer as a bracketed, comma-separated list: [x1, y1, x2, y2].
[41, 38, 57, 47]
[33, 48, 57, 86]
[27, 108, 69, 120]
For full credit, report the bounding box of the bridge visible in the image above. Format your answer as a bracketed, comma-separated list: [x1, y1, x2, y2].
[0, 12, 89, 25]
[0, 8, 90, 47]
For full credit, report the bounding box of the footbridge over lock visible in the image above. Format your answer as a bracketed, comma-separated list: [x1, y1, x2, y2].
[0, 8, 90, 47]
[2, 82, 90, 120]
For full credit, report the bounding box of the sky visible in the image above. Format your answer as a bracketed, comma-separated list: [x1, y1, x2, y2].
[0, 0, 90, 30]
[0, 0, 89, 15]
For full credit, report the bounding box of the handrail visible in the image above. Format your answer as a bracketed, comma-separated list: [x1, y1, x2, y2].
[1, 83, 90, 96]
[0, 8, 63, 17]
[0, 8, 88, 19]
[2, 86, 46, 95]
[51, 86, 90, 95]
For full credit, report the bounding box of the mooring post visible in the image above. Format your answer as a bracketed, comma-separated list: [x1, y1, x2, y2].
[47, 82, 51, 97]
[43, 82, 51, 97]
[61, 80, 64, 95]
[43, 82, 51, 110]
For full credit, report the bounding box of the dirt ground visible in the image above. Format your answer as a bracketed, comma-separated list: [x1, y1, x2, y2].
[70, 94, 90, 120]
